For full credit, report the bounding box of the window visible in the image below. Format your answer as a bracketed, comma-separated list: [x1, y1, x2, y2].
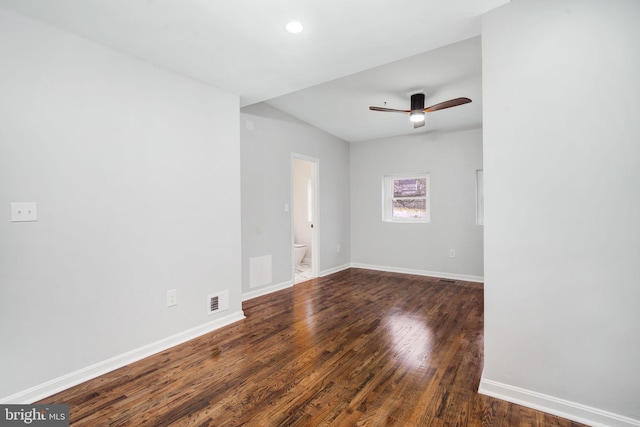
[476, 170, 484, 225]
[382, 174, 430, 222]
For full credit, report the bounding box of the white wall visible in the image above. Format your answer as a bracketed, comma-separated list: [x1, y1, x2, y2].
[0, 7, 242, 401]
[241, 103, 350, 296]
[481, 0, 640, 425]
[293, 158, 312, 259]
[350, 129, 484, 280]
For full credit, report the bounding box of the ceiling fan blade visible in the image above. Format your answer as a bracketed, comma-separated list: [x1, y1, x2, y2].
[413, 120, 425, 129]
[424, 97, 471, 113]
[369, 106, 410, 114]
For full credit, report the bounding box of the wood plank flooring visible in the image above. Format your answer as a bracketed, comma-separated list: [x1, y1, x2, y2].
[38, 269, 588, 426]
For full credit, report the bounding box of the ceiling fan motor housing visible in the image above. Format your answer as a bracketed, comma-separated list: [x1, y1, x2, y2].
[410, 93, 425, 111]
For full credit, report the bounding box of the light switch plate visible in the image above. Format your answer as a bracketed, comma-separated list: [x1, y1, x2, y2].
[11, 203, 37, 222]
[167, 289, 177, 307]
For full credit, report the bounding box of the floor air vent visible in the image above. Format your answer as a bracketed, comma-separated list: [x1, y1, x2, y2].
[207, 290, 229, 315]
[439, 279, 457, 284]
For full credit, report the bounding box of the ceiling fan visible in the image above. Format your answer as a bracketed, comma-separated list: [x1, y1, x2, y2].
[369, 92, 471, 128]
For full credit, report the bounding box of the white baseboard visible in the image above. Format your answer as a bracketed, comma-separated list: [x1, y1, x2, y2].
[242, 264, 352, 301]
[319, 263, 351, 277]
[350, 262, 484, 283]
[0, 310, 246, 405]
[479, 378, 640, 427]
[242, 279, 293, 301]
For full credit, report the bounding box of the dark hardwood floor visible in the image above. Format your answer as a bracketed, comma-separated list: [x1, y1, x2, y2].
[39, 269, 587, 426]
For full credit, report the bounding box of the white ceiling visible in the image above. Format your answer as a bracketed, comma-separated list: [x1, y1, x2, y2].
[0, 0, 507, 142]
[267, 36, 482, 142]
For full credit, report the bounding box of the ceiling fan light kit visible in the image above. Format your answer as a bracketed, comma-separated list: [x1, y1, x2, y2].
[410, 111, 425, 122]
[369, 92, 471, 129]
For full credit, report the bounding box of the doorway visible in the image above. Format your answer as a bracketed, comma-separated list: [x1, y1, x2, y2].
[292, 154, 318, 283]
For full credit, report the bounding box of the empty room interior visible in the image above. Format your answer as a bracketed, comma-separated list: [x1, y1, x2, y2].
[1, 0, 638, 426]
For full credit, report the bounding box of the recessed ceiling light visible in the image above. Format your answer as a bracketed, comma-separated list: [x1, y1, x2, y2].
[286, 21, 303, 34]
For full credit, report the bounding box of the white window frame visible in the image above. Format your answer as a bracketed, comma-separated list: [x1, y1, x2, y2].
[382, 173, 430, 223]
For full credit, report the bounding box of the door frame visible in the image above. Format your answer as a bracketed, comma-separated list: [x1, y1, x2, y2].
[291, 153, 319, 282]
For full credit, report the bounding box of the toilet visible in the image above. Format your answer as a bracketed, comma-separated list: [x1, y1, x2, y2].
[294, 244, 307, 265]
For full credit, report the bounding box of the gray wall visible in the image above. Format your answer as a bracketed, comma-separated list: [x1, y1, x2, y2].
[481, 0, 640, 424]
[350, 129, 484, 280]
[241, 103, 350, 296]
[0, 8, 242, 400]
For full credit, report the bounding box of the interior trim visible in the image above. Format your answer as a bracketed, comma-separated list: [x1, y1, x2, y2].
[479, 377, 640, 427]
[242, 280, 293, 301]
[0, 311, 246, 404]
[350, 262, 484, 283]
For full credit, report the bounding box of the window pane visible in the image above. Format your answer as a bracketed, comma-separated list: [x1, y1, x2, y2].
[393, 178, 426, 198]
[392, 199, 426, 218]
[383, 173, 430, 223]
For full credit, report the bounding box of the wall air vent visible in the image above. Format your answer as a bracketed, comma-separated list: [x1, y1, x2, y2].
[207, 290, 229, 315]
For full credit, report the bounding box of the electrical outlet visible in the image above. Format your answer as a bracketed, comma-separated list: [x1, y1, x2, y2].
[166, 289, 177, 307]
[11, 202, 38, 222]
[337, 244, 341, 253]
[449, 249, 456, 258]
